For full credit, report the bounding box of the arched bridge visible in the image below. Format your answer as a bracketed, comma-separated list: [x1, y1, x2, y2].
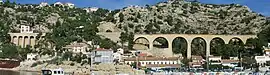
[133, 34, 257, 58]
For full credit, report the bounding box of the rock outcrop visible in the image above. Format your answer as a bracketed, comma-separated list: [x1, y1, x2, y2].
[105, 0, 269, 35]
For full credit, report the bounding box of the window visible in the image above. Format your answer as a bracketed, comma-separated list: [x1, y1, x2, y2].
[54, 71, 57, 74]
[61, 71, 63, 74]
[58, 71, 61, 74]
[149, 62, 152, 64]
[161, 62, 163, 64]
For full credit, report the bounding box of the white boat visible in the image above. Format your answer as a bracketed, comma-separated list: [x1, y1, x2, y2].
[41, 68, 65, 75]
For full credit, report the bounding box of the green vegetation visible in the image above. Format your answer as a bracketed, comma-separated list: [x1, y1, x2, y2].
[0, 43, 18, 58]
[0, 0, 269, 64]
[0, 1, 119, 60]
[119, 32, 134, 50]
[172, 38, 187, 57]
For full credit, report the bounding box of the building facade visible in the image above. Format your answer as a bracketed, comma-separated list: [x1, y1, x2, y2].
[63, 42, 89, 54]
[8, 25, 45, 48]
[124, 57, 181, 68]
[255, 56, 270, 66]
[221, 60, 239, 67]
[92, 48, 114, 64]
[209, 56, 222, 65]
[254, 43, 270, 66]
[189, 55, 204, 68]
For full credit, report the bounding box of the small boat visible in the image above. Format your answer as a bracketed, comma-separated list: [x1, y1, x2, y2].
[41, 68, 65, 75]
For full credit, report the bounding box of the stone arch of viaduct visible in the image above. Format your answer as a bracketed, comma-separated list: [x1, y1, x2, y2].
[134, 34, 257, 59]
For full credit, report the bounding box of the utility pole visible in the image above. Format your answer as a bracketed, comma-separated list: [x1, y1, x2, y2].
[207, 56, 209, 72]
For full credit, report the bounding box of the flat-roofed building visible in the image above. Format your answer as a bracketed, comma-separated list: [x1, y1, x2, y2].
[63, 42, 89, 54]
[124, 57, 181, 68]
[263, 43, 270, 56]
[189, 55, 205, 68]
[221, 59, 239, 67]
[255, 56, 270, 66]
[92, 48, 114, 64]
[8, 25, 45, 48]
[209, 56, 222, 65]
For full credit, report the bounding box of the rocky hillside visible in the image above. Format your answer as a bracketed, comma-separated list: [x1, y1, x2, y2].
[103, 0, 269, 35]
[0, 1, 116, 50]
[0, 3, 105, 33]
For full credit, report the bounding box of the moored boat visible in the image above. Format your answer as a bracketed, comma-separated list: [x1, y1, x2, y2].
[41, 68, 65, 75]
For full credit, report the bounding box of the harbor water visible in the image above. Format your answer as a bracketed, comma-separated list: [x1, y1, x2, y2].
[0, 70, 39, 75]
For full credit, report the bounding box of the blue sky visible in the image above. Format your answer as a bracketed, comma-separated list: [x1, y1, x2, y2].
[7, 0, 270, 16]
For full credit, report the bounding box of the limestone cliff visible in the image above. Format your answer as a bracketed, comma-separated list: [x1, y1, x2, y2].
[104, 0, 269, 35]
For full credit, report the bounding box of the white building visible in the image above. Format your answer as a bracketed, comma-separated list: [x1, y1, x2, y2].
[63, 42, 89, 54]
[20, 25, 33, 33]
[255, 56, 270, 66]
[117, 48, 124, 54]
[209, 56, 222, 65]
[254, 43, 270, 66]
[221, 60, 239, 67]
[64, 2, 75, 8]
[39, 2, 49, 7]
[189, 55, 204, 68]
[84, 7, 99, 13]
[112, 48, 124, 63]
[124, 57, 181, 68]
[263, 43, 270, 56]
[230, 57, 239, 60]
[26, 53, 38, 61]
[54, 2, 63, 7]
[92, 48, 114, 64]
[113, 52, 122, 63]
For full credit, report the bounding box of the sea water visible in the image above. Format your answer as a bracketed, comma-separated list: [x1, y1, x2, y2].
[0, 70, 39, 75]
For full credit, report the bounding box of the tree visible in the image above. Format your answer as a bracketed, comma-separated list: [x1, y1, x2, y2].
[181, 58, 191, 67]
[120, 32, 128, 46]
[245, 38, 263, 56]
[172, 38, 187, 57]
[100, 38, 115, 49]
[258, 23, 270, 46]
[0, 21, 10, 44]
[128, 32, 134, 50]
[63, 51, 72, 60]
[242, 56, 256, 69]
[0, 43, 18, 58]
[119, 32, 134, 50]
[119, 13, 124, 22]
